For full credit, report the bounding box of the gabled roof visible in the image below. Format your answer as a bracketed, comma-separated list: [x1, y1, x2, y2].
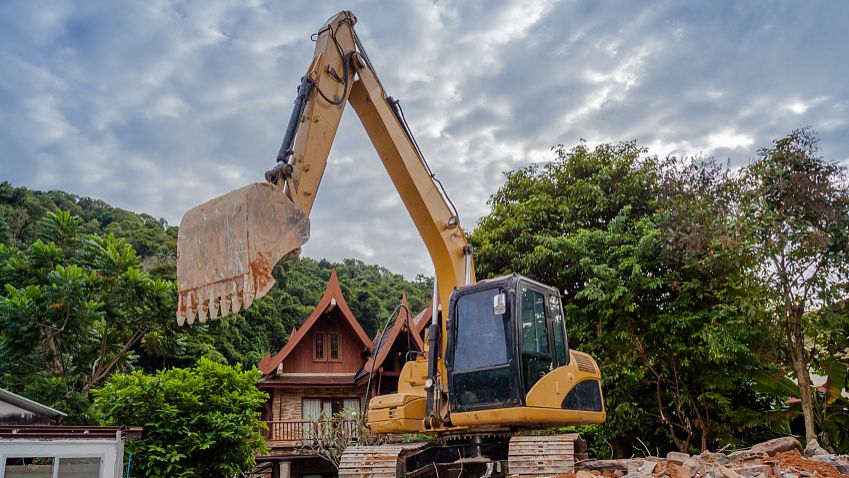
[356, 294, 424, 383]
[411, 303, 433, 337]
[0, 388, 66, 419]
[258, 270, 372, 375]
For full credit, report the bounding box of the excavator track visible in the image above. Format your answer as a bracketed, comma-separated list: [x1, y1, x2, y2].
[507, 433, 586, 477]
[339, 442, 430, 478]
[338, 433, 585, 477]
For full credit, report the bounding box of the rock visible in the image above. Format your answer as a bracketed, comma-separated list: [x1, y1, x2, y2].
[701, 452, 730, 465]
[640, 460, 660, 474]
[809, 454, 849, 474]
[780, 473, 797, 478]
[682, 458, 704, 475]
[579, 460, 632, 472]
[577, 470, 597, 478]
[734, 464, 774, 478]
[668, 452, 692, 465]
[669, 463, 694, 478]
[750, 438, 802, 457]
[728, 450, 767, 463]
[716, 466, 744, 478]
[802, 439, 829, 458]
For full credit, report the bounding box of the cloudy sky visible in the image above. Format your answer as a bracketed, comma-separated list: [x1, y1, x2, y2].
[2, 1, 848, 278]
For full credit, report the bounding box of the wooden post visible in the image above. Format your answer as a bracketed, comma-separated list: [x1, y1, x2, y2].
[277, 462, 291, 478]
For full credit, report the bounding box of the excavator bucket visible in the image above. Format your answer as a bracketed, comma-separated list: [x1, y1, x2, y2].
[176, 182, 309, 325]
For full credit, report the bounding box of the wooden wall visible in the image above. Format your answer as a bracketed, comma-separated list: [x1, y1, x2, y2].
[281, 311, 367, 374]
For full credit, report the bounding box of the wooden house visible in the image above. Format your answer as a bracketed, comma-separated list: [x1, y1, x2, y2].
[255, 273, 428, 477]
[258, 270, 373, 451]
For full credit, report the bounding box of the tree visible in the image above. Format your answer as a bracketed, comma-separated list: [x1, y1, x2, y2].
[0, 231, 174, 420]
[93, 358, 268, 478]
[471, 142, 769, 454]
[739, 128, 849, 444]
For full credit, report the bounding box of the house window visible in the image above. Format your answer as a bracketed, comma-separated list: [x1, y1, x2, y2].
[313, 323, 342, 362]
[302, 398, 361, 419]
[329, 333, 340, 360]
[3, 457, 102, 478]
[314, 332, 324, 360]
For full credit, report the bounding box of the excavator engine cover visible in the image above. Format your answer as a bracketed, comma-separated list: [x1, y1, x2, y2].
[176, 182, 309, 325]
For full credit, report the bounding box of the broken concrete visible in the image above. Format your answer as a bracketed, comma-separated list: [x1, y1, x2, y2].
[750, 437, 802, 457]
[573, 438, 848, 478]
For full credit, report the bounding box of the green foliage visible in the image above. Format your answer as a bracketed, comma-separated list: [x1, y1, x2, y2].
[93, 358, 268, 477]
[0, 181, 178, 261]
[471, 141, 773, 454]
[0, 228, 174, 420]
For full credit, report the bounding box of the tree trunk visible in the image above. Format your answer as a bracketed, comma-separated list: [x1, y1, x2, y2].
[788, 312, 816, 443]
[44, 334, 62, 375]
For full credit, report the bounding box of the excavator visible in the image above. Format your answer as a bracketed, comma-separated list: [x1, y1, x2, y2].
[176, 11, 605, 477]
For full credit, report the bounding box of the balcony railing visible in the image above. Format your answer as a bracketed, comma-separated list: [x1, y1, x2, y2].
[263, 419, 360, 445]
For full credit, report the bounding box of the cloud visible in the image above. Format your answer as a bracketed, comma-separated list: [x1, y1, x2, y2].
[2, 0, 848, 278]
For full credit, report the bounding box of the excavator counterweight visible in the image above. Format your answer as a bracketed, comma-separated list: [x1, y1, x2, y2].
[176, 182, 309, 325]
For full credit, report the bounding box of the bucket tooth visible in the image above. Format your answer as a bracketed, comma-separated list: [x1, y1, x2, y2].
[231, 292, 242, 315]
[198, 301, 208, 323]
[177, 296, 186, 326]
[208, 295, 219, 320]
[220, 294, 232, 317]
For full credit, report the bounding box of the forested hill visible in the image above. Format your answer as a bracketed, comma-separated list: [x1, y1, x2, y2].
[0, 181, 178, 265]
[0, 181, 431, 330]
[0, 181, 430, 420]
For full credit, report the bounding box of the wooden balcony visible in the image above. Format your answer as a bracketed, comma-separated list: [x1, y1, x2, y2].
[262, 419, 360, 447]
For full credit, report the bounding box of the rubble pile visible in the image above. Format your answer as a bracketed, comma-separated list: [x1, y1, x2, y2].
[574, 438, 849, 478]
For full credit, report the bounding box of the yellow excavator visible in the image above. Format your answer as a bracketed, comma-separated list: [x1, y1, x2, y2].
[176, 11, 605, 477]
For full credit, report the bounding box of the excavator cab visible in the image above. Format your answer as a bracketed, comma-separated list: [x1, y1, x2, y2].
[369, 274, 604, 434]
[448, 276, 564, 411]
[443, 275, 604, 427]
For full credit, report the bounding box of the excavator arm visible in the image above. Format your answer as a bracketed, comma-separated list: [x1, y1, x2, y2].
[176, 11, 472, 328]
[267, 10, 473, 315]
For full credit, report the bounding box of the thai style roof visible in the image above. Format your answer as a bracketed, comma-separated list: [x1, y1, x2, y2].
[258, 269, 372, 376]
[411, 303, 432, 338]
[355, 294, 424, 383]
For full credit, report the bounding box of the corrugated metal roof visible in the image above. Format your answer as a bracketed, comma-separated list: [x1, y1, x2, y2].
[0, 388, 66, 418]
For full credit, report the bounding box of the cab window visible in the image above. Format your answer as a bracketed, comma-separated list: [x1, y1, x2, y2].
[520, 287, 549, 355]
[549, 294, 568, 366]
[454, 288, 510, 371]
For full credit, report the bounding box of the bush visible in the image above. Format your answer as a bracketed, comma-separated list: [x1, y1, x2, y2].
[93, 358, 268, 477]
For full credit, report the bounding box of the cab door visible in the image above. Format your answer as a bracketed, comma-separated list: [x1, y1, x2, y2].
[518, 284, 554, 394]
[447, 286, 521, 412]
